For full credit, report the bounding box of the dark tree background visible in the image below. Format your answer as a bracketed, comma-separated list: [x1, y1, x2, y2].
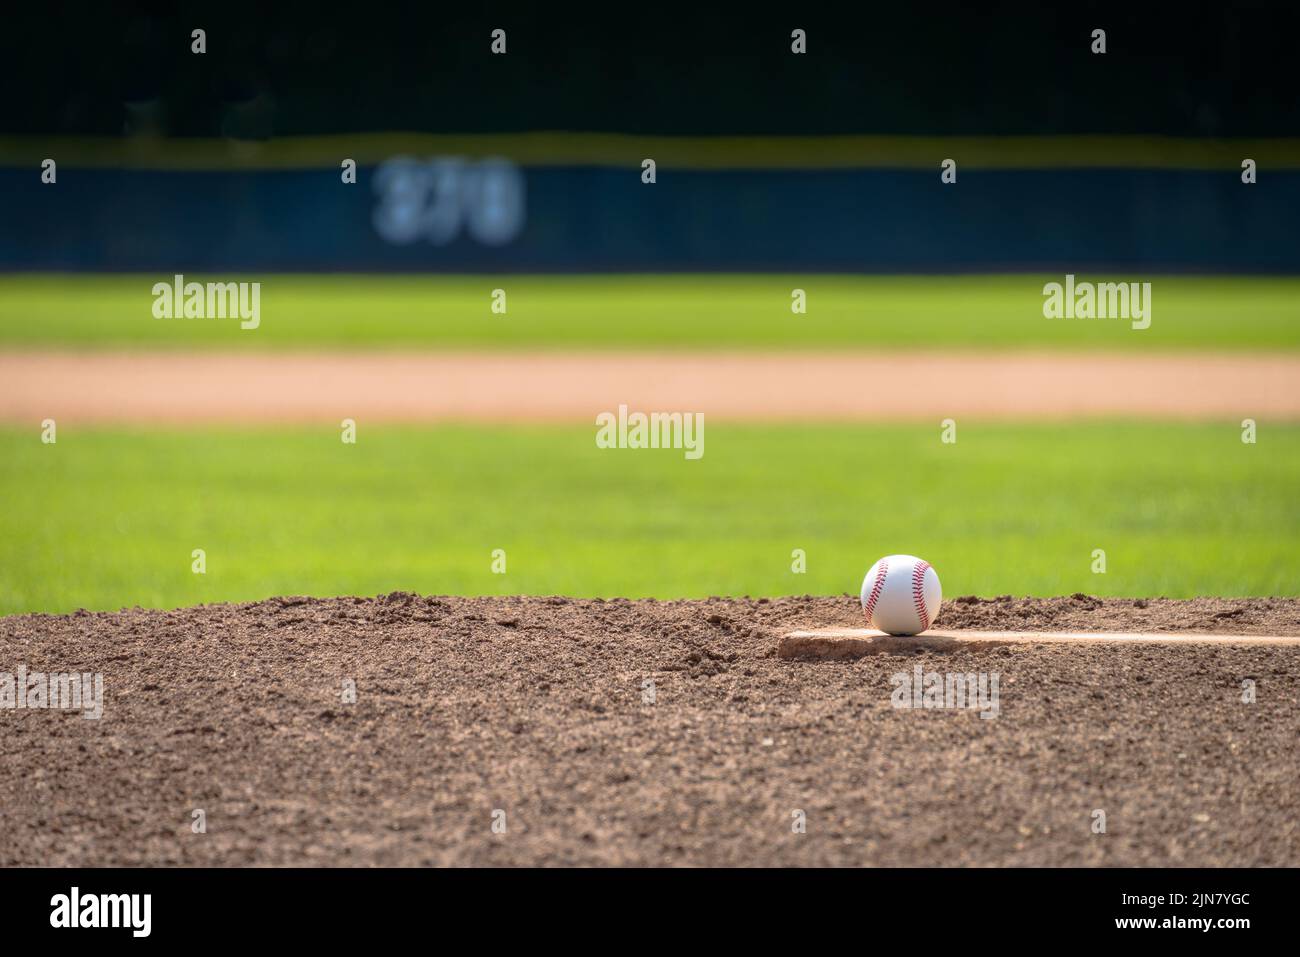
[5, 2, 1296, 138]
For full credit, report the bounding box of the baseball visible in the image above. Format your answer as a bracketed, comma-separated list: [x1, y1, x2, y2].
[860, 554, 942, 636]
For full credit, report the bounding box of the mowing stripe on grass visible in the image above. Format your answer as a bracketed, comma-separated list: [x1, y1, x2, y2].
[2, 274, 1298, 350]
[1, 423, 1296, 613]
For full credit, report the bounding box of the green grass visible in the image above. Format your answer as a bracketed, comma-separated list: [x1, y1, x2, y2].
[1, 274, 1297, 350]
[1, 423, 1296, 614]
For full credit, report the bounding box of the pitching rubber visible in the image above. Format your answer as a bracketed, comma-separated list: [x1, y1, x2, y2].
[778, 628, 1300, 660]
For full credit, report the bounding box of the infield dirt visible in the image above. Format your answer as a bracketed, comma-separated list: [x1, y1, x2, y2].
[3, 594, 1298, 867]
[3, 351, 1299, 422]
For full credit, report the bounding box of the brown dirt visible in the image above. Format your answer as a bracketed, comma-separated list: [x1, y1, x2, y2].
[3, 350, 1299, 422]
[3, 594, 1298, 867]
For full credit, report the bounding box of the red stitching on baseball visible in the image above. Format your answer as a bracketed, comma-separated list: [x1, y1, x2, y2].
[912, 560, 932, 632]
[863, 559, 889, 623]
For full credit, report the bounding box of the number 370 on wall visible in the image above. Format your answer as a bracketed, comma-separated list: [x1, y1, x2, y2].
[371, 157, 526, 247]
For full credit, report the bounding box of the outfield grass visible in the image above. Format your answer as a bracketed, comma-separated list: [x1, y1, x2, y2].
[1, 423, 1296, 614]
[1, 274, 1297, 350]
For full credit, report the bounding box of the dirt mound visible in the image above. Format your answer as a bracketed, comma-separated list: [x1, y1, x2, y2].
[935, 593, 1300, 634]
[2, 594, 1298, 866]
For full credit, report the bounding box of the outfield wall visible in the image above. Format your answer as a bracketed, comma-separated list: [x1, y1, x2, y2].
[5, 137, 1298, 273]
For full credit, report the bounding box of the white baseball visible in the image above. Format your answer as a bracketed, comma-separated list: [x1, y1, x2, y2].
[860, 554, 942, 636]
